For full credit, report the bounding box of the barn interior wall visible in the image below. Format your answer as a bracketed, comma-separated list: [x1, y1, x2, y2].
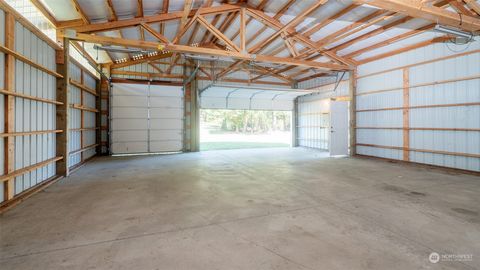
[356, 40, 480, 172]
[0, 7, 59, 204]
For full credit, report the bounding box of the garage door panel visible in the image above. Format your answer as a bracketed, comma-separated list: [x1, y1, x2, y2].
[111, 83, 183, 154]
[150, 119, 183, 130]
[113, 96, 148, 107]
[112, 107, 148, 118]
[150, 97, 183, 107]
[150, 141, 182, 152]
[111, 130, 148, 142]
[111, 142, 148, 154]
[149, 108, 183, 118]
[111, 119, 148, 130]
[150, 129, 182, 140]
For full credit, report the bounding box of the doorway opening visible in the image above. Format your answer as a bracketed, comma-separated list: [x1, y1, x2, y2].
[200, 109, 292, 151]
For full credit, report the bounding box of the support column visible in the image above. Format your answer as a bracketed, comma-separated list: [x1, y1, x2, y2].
[190, 78, 200, 152]
[402, 68, 410, 161]
[56, 38, 70, 176]
[95, 77, 102, 154]
[3, 12, 15, 200]
[292, 97, 298, 147]
[348, 69, 357, 156]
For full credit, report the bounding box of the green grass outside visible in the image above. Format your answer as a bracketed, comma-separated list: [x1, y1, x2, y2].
[200, 142, 290, 151]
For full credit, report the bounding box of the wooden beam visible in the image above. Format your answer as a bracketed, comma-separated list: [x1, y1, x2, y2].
[70, 0, 89, 24]
[73, 4, 240, 33]
[56, 38, 70, 177]
[240, 7, 246, 52]
[343, 24, 435, 59]
[62, 32, 350, 70]
[302, 4, 360, 37]
[246, 8, 355, 66]
[141, 23, 170, 43]
[160, 0, 169, 35]
[250, 1, 327, 54]
[349, 69, 357, 156]
[353, 0, 480, 31]
[30, 0, 58, 27]
[3, 12, 15, 200]
[106, 0, 118, 21]
[358, 36, 451, 64]
[197, 15, 241, 52]
[403, 68, 410, 161]
[449, 0, 476, 16]
[137, 0, 144, 18]
[463, 0, 480, 15]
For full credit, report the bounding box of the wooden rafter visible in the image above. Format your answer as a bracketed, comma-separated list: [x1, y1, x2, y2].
[106, 0, 118, 21]
[30, 0, 58, 27]
[70, 0, 89, 24]
[159, 0, 169, 35]
[343, 23, 436, 59]
[249, 1, 327, 55]
[301, 3, 360, 37]
[449, 0, 476, 16]
[463, 0, 480, 15]
[73, 4, 240, 33]
[358, 36, 452, 64]
[353, 0, 480, 31]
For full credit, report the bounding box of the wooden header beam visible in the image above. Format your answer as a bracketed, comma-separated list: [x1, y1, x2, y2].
[59, 31, 351, 71]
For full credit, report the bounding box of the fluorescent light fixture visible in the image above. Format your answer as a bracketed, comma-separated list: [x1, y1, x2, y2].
[434, 24, 473, 39]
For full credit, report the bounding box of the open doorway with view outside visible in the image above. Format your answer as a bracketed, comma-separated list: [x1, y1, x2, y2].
[200, 109, 292, 151]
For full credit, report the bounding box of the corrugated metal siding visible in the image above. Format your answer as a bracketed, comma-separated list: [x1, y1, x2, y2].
[296, 78, 350, 151]
[68, 63, 82, 167]
[297, 98, 330, 150]
[0, 12, 57, 202]
[83, 72, 97, 160]
[68, 62, 98, 168]
[356, 40, 480, 171]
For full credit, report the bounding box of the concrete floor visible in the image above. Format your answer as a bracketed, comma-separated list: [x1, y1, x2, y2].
[0, 148, 479, 270]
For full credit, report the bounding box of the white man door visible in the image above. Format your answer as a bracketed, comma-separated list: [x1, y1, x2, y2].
[329, 100, 349, 156]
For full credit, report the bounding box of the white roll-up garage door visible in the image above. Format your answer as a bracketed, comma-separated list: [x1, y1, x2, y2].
[111, 83, 183, 154]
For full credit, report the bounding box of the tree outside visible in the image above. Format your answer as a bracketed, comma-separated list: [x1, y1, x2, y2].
[200, 109, 292, 151]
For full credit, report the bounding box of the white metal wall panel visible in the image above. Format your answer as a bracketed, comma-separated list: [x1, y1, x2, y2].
[296, 79, 351, 151]
[82, 72, 97, 160]
[297, 99, 330, 150]
[68, 63, 81, 167]
[357, 40, 480, 171]
[2, 17, 57, 200]
[111, 83, 183, 154]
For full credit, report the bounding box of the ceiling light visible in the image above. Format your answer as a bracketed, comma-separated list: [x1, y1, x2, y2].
[434, 24, 473, 39]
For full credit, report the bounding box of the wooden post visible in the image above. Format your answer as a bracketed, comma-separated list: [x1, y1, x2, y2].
[292, 97, 298, 147]
[349, 69, 357, 156]
[56, 38, 70, 176]
[80, 68, 84, 162]
[3, 12, 15, 200]
[95, 77, 102, 154]
[403, 68, 410, 161]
